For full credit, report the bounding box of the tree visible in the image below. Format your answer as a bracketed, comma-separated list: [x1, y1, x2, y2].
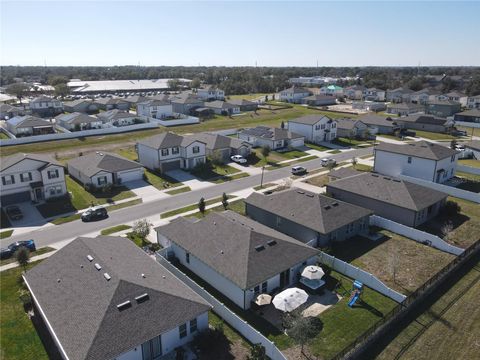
[198, 197, 206, 214]
[6, 83, 29, 103]
[16, 247, 30, 272]
[286, 313, 323, 355]
[222, 192, 229, 210]
[247, 344, 268, 360]
[351, 157, 358, 169]
[280, 121, 285, 129]
[48, 75, 69, 86]
[54, 83, 70, 98]
[190, 77, 201, 89]
[261, 145, 271, 160]
[167, 79, 179, 91]
[132, 218, 151, 239]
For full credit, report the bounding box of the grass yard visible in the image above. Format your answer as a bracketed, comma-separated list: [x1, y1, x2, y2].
[333, 137, 368, 147]
[114, 147, 138, 161]
[304, 174, 329, 188]
[100, 224, 132, 235]
[249, 148, 308, 167]
[376, 260, 480, 360]
[331, 231, 455, 295]
[208, 312, 251, 354]
[144, 169, 182, 190]
[0, 247, 56, 266]
[228, 93, 270, 101]
[458, 159, 480, 168]
[191, 162, 248, 183]
[412, 130, 457, 140]
[188, 199, 246, 219]
[419, 197, 480, 249]
[328, 149, 342, 154]
[0, 229, 14, 239]
[165, 186, 191, 195]
[455, 125, 480, 138]
[0, 132, 10, 139]
[160, 195, 233, 219]
[305, 142, 330, 152]
[264, 155, 317, 170]
[0, 262, 49, 360]
[353, 164, 373, 172]
[253, 182, 277, 190]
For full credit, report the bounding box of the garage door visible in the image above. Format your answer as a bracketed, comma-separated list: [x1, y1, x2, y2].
[161, 160, 181, 172]
[118, 169, 144, 183]
[290, 138, 305, 148]
[1, 191, 31, 206]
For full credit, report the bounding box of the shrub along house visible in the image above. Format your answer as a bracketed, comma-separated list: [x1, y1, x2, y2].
[23, 235, 211, 360]
[245, 189, 372, 247]
[156, 211, 319, 310]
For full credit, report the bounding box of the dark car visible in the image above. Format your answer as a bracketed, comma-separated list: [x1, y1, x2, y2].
[399, 129, 416, 137]
[5, 205, 23, 221]
[81, 206, 108, 222]
[0, 240, 36, 260]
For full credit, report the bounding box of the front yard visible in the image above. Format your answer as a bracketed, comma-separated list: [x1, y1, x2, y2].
[458, 159, 480, 168]
[412, 130, 458, 141]
[191, 162, 248, 183]
[250, 147, 309, 167]
[144, 169, 182, 190]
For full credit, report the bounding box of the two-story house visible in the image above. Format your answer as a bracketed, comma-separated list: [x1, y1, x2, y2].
[363, 88, 386, 102]
[386, 87, 414, 103]
[445, 91, 468, 107]
[336, 118, 369, 139]
[29, 95, 64, 117]
[373, 141, 458, 183]
[466, 95, 480, 109]
[137, 132, 206, 172]
[196, 87, 225, 101]
[426, 100, 462, 118]
[454, 109, 480, 124]
[1, 153, 67, 205]
[96, 109, 139, 126]
[0, 104, 24, 119]
[344, 85, 365, 100]
[319, 85, 343, 97]
[279, 86, 311, 103]
[136, 100, 173, 119]
[288, 115, 338, 143]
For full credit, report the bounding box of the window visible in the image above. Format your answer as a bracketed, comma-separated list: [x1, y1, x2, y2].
[192, 146, 200, 154]
[451, 155, 455, 162]
[141, 335, 162, 360]
[185, 252, 190, 264]
[179, 323, 187, 339]
[190, 318, 197, 333]
[261, 281, 267, 293]
[321, 124, 325, 130]
[47, 169, 59, 179]
[332, 123, 336, 128]
[276, 216, 282, 227]
[315, 125, 321, 130]
[161, 149, 169, 156]
[20, 172, 32, 182]
[254, 285, 260, 295]
[407, 156, 412, 164]
[2, 175, 15, 185]
[172, 147, 179, 155]
[97, 176, 108, 185]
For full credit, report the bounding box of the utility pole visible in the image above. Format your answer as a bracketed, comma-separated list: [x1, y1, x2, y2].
[260, 166, 265, 188]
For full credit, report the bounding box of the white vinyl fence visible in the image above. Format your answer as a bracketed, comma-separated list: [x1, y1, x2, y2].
[155, 253, 288, 360]
[370, 215, 464, 256]
[398, 174, 480, 203]
[143, 115, 199, 127]
[457, 164, 480, 176]
[317, 252, 407, 303]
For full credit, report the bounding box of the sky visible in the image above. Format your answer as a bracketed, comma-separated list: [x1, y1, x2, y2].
[1, 1, 479, 67]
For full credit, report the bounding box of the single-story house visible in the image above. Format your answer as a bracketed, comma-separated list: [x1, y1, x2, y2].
[336, 118, 369, 139]
[356, 114, 400, 135]
[156, 211, 319, 310]
[464, 140, 480, 159]
[67, 152, 144, 187]
[245, 189, 372, 247]
[326, 172, 447, 227]
[301, 95, 337, 106]
[23, 235, 211, 360]
[288, 115, 337, 143]
[29, 95, 64, 117]
[1, 153, 67, 205]
[96, 109, 139, 126]
[171, 96, 204, 115]
[94, 97, 131, 111]
[188, 132, 251, 162]
[453, 109, 480, 123]
[63, 99, 99, 114]
[279, 86, 311, 103]
[387, 102, 425, 116]
[6, 115, 55, 136]
[396, 114, 455, 133]
[55, 112, 103, 131]
[0, 103, 24, 119]
[204, 101, 240, 115]
[227, 99, 259, 112]
[352, 101, 387, 112]
[239, 126, 305, 150]
[137, 132, 206, 172]
[426, 100, 462, 118]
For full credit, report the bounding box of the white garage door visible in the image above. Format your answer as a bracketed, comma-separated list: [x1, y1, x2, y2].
[118, 169, 144, 183]
[290, 138, 305, 148]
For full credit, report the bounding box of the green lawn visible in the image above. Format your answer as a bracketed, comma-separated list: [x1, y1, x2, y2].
[333, 137, 367, 147]
[264, 155, 317, 170]
[0, 132, 10, 139]
[328, 150, 342, 154]
[160, 195, 233, 219]
[228, 93, 270, 101]
[114, 147, 138, 161]
[0, 247, 56, 266]
[305, 143, 330, 152]
[0, 262, 49, 360]
[353, 164, 373, 172]
[191, 162, 247, 183]
[144, 169, 182, 190]
[0, 229, 14, 239]
[456, 125, 480, 138]
[458, 159, 480, 168]
[100, 224, 132, 235]
[165, 186, 191, 195]
[305, 174, 329, 188]
[188, 199, 246, 219]
[250, 148, 309, 167]
[413, 130, 457, 140]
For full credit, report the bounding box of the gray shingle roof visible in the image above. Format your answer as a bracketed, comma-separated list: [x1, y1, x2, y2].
[67, 152, 143, 177]
[56, 112, 100, 125]
[245, 189, 372, 236]
[327, 172, 447, 211]
[204, 100, 237, 109]
[156, 211, 319, 289]
[137, 132, 203, 149]
[357, 114, 398, 128]
[288, 115, 332, 126]
[96, 109, 136, 121]
[240, 126, 303, 141]
[6, 115, 53, 129]
[428, 99, 461, 106]
[398, 114, 448, 125]
[375, 141, 457, 160]
[24, 236, 211, 360]
[328, 167, 362, 179]
[455, 109, 480, 117]
[464, 140, 480, 152]
[336, 118, 364, 130]
[1, 153, 62, 171]
[188, 132, 250, 151]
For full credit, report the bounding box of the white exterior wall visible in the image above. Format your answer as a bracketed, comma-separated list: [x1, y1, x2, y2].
[91, 171, 114, 187]
[288, 118, 337, 143]
[279, 91, 310, 103]
[288, 122, 315, 142]
[197, 89, 225, 100]
[137, 104, 173, 119]
[40, 165, 67, 199]
[137, 144, 160, 170]
[30, 99, 63, 110]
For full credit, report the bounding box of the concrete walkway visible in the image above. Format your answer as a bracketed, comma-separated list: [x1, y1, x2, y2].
[0, 250, 58, 272]
[124, 179, 169, 202]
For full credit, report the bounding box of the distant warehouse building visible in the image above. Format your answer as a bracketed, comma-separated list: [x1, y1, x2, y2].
[67, 78, 192, 94]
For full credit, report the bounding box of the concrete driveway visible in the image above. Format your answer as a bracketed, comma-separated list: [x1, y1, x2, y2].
[4, 202, 48, 228]
[228, 161, 263, 175]
[124, 179, 168, 202]
[165, 170, 213, 191]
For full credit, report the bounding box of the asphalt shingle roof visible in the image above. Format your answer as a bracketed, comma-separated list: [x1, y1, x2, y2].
[1, 153, 61, 171]
[398, 114, 448, 125]
[67, 152, 143, 177]
[6, 115, 53, 129]
[24, 236, 211, 360]
[357, 114, 398, 128]
[288, 115, 332, 126]
[375, 141, 457, 160]
[188, 132, 250, 151]
[137, 132, 203, 149]
[240, 126, 303, 141]
[56, 112, 100, 125]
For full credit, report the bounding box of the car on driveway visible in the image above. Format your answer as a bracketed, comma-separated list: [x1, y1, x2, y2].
[291, 166, 307, 175]
[5, 205, 23, 221]
[231, 155, 247, 164]
[81, 206, 108, 222]
[321, 158, 336, 167]
[0, 239, 36, 259]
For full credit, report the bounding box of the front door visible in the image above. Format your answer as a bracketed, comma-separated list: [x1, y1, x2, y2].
[279, 268, 290, 289]
[34, 188, 43, 201]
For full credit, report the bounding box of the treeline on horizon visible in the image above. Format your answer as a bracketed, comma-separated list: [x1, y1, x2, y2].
[1, 65, 480, 96]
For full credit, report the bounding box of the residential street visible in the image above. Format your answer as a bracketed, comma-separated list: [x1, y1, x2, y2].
[1, 147, 372, 248]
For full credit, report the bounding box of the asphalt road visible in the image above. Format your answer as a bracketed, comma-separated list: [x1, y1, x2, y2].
[2, 147, 372, 248]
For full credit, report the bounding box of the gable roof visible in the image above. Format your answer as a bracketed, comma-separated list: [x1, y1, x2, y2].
[455, 109, 480, 117]
[137, 132, 203, 149]
[375, 141, 457, 160]
[68, 152, 143, 177]
[328, 167, 363, 180]
[204, 100, 238, 109]
[170, 95, 203, 105]
[245, 189, 372, 236]
[357, 114, 398, 128]
[288, 115, 333, 126]
[96, 109, 136, 121]
[398, 114, 448, 125]
[30, 95, 59, 103]
[0, 104, 23, 113]
[6, 115, 53, 129]
[63, 99, 96, 108]
[56, 112, 100, 125]
[156, 211, 319, 289]
[188, 132, 250, 151]
[24, 236, 211, 360]
[240, 126, 303, 141]
[336, 118, 365, 130]
[327, 172, 447, 211]
[138, 99, 171, 107]
[428, 99, 461, 106]
[281, 86, 310, 94]
[1, 153, 62, 172]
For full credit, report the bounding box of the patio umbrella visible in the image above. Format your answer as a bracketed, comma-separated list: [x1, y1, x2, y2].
[301, 265, 325, 280]
[255, 293, 272, 306]
[272, 287, 309, 312]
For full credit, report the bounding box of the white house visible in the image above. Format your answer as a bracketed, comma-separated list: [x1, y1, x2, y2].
[466, 95, 480, 109]
[1, 153, 67, 205]
[29, 95, 64, 116]
[238, 126, 305, 150]
[288, 115, 338, 143]
[196, 87, 225, 101]
[136, 100, 173, 119]
[137, 132, 206, 172]
[363, 88, 386, 102]
[55, 112, 103, 131]
[374, 141, 458, 183]
[156, 211, 319, 310]
[23, 235, 211, 360]
[6, 115, 55, 136]
[203, 100, 240, 115]
[344, 85, 365, 100]
[96, 109, 139, 126]
[319, 85, 343, 97]
[279, 86, 311, 103]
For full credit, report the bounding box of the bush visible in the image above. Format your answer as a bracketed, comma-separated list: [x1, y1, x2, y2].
[192, 328, 226, 354]
[441, 200, 461, 217]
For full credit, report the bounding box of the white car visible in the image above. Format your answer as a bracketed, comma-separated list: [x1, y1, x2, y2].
[231, 155, 247, 164]
[321, 158, 336, 167]
[291, 166, 307, 175]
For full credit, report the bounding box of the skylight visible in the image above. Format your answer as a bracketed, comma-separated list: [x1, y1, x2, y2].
[87, 255, 94, 262]
[94, 263, 102, 271]
[117, 301, 131, 311]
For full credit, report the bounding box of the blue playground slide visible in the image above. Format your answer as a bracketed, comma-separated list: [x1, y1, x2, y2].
[348, 292, 360, 307]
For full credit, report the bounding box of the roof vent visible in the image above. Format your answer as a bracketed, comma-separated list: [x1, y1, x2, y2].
[383, 177, 391, 180]
[371, 174, 379, 177]
[332, 202, 339, 207]
[117, 301, 132, 311]
[306, 194, 314, 197]
[324, 205, 331, 210]
[135, 293, 149, 303]
[255, 245, 265, 252]
[87, 255, 94, 262]
[296, 190, 305, 194]
[103, 273, 111, 281]
[80, 265, 84, 268]
[141, 273, 146, 278]
[267, 240, 277, 246]
[94, 263, 102, 271]
[393, 179, 401, 182]
[57, 279, 61, 283]
[220, 250, 224, 254]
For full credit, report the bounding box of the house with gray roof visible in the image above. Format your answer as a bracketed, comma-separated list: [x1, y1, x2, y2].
[196, 86, 225, 101]
[227, 98, 258, 112]
[94, 97, 130, 111]
[67, 152, 144, 187]
[0, 103, 24, 119]
[245, 189, 372, 247]
[328, 167, 362, 181]
[396, 114, 454, 133]
[336, 118, 369, 139]
[356, 114, 400, 135]
[288, 115, 338, 143]
[239, 126, 305, 149]
[188, 132, 251, 162]
[464, 140, 480, 159]
[374, 141, 458, 183]
[454, 108, 480, 123]
[136, 99, 173, 119]
[55, 112, 102, 131]
[137, 132, 206, 172]
[24, 235, 211, 360]
[279, 86, 311, 103]
[363, 88, 386, 102]
[63, 99, 99, 114]
[427, 100, 462, 118]
[170, 95, 204, 115]
[96, 109, 139, 127]
[301, 95, 337, 107]
[6, 115, 55, 136]
[387, 102, 425, 116]
[29, 95, 64, 117]
[204, 100, 240, 115]
[326, 172, 447, 227]
[386, 87, 414, 103]
[156, 211, 319, 309]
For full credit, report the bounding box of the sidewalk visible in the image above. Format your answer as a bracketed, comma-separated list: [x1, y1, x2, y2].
[0, 250, 58, 272]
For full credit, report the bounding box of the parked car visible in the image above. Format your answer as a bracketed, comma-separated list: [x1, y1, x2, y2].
[0, 240, 36, 260]
[5, 205, 23, 221]
[451, 130, 467, 137]
[291, 166, 307, 175]
[321, 158, 336, 167]
[399, 129, 416, 137]
[231, 155, 247, 164]
[81, 206, 108, 222]
[455, 144, 465, 151]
